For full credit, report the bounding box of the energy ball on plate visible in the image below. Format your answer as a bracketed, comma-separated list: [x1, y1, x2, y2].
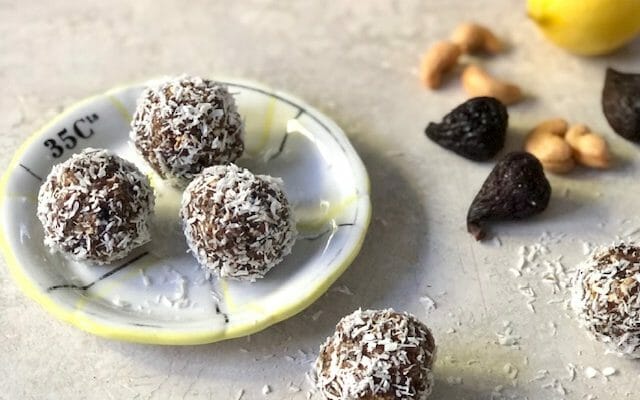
[130, 75, 244, 186]
[314, 309, 437, 400]
[572, 242, 640, 357]
[37, 148, 154, 264]
[180, 163, 297, 281]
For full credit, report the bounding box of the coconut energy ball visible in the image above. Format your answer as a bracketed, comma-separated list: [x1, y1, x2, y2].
[572, 242, 640, 357]
[314, 309, 437, 400]
[180, 164, 297, 281]
[131, 75, 244, 186]
[37, 148, 154, 264]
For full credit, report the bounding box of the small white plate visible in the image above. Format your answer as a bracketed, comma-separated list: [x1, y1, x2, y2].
[0, 79, 371, 344]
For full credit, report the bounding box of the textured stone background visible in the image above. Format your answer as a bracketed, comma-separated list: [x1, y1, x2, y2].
[2, 1, 640, 399]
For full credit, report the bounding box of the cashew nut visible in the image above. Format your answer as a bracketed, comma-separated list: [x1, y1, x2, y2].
[461, 64, 523, 105]
[419, 41, 461, 89]
[524, 118, 575, 173]
[565, 124, 611, 168]
[451, 22, 503, 54]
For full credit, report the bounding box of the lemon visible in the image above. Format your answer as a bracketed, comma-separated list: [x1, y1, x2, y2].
[527, 0, 640, 55]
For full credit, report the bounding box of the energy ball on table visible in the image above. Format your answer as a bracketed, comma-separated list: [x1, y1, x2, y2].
[572, 242, 640, 357]
[37, 148, 154, 264]
[314, 309, 437, 400]
[180, 164, 297, 281]
[131, 75, 244, 186]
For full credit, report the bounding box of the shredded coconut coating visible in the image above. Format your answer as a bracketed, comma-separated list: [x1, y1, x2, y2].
[314, 309, 437, 400]
[131, 75, 244, 187]
[571, 242, 640, 358]
[37, 148, 154, 264]
[180, 164, 297, 281]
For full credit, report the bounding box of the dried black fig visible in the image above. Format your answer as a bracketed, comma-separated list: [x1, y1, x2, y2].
[425, 96, 508, 161]
[602, 68, 640, 142]
[467, 152, 551, 240]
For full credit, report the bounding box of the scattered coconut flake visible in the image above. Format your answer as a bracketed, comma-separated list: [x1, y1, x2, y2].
[262, 385, 271, 395]
[549, 322, 557, 336]
[496, 324, 520, 347]
[112, 297, 131, 308]
[541, 379, 565, 395]
[446, 328, 456, 334]
[446, 376, 463, 385]
[331, 284, 353, 295]
[236, 389, 244, 400]
[509, 268, 522, 277]
[565, 363, 576, 382]
[19, 223, 31, 244]
[467, 359, 480, 365]
[376, 217, 389, 227]
[419, 295, 436, 313]
[162, 295, 176, 307]
[518, 284, 536, 298]
[288, 384, 301, 393]
[139, 268, 151, 287]
[584, 367, 598, 379]
[503, 363, 518, 379]
[311, 310, 323, 321]
[602, 367, 616, 377]
[529, 370, 549, 382]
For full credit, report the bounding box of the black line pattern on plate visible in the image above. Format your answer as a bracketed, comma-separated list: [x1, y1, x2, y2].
[268, 132, 290, 161]
[267, 108, 305, 161]
[322, 210, 360, 268]
[293, 108, 304, 119]
[218, 81, 353, 158]
[132, 322, 161, 328]
[47, 251, 149, 292]
[302, 223, 355, 241]
[215, 303, 230, 324]
[19, 164, 43, 181]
